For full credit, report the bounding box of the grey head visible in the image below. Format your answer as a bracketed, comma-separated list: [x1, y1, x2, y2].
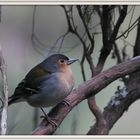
[40, 54, 78, 73]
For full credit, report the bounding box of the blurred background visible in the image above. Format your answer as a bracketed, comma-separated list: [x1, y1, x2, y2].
[0, 5, 140, 134]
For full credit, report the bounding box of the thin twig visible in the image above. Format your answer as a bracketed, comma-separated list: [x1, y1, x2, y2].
[134, 19, 140, 56]
[115, 16, 140, 41]
[77, 6, 94, 46]
[57, 32, 69, 53]
[123, 6, 135, 38]
[113, 43, 122, 63]
[62, 6, 74, 32]
[80, 54, 86, 81]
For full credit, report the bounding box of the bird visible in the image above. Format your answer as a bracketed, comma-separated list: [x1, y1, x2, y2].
[3, 54, 78, 125]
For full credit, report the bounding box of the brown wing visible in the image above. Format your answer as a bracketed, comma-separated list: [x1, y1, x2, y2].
[8, 64, 51, 105]
[26, 64, 51, 85]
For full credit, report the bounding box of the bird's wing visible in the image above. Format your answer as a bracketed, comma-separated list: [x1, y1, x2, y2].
[16, 64, 51, 95]
[8, 79, 30, 105]
[25, 64, 51, 85]
[9, 64, 52, 104]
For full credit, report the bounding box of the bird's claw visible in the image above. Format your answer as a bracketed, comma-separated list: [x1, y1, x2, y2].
[62, 99, 71, 107]
[40, 115, 58, 127]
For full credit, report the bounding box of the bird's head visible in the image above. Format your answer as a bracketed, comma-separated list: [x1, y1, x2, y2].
[42, 54, 78, 73]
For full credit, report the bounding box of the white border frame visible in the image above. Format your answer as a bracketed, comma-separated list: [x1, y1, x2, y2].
[0, 1, 140, 139]
[0, 1, 139, 5]
[1, 135, 140, 139]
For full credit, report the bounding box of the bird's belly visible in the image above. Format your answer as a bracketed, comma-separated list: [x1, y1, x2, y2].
[26, 74, 73, 107]
[27, 90, 67, 107]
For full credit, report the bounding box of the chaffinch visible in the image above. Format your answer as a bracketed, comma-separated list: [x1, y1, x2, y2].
[8, 54, 78, 110]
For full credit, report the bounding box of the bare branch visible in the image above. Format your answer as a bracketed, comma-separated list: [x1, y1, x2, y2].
[122, 6, 135, 38]
[57, 32, 69, 52]
[110, 6, 127, 43]
[80, 54, 86, 81]
[134, 19, 140, 56]
[77, 6, 107, 133]
[96, 6, 127, 74]
[88, 9, 140, 134]
[87, 96, 108, 135]
[115, 16, 140, 41]
[31, 6, 48, 56]
[77, 6, 94, 49]
[113, 43, 122, 63]
[0, 46, 8, 135]
[62, 6, 74, 32]
[88, 76, 140, 134]
[101, 5, 110, 45]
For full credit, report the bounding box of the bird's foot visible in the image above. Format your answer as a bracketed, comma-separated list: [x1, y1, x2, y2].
[62, 99, 71, 107]
[40, 107, 58, 127]
[40, 115, 58, 127]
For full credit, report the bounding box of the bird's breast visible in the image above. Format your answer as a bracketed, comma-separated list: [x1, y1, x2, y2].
[27, 71, 74, 107]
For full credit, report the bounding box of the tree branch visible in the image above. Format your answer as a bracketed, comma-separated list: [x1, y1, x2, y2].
[87, 96, 108, 134]
[110, 6, 127, 43]
[115, 16, 140, 41]
[88, 11, 140, 134]
[101, 6, 110, 45]
[32, 55, 140, 135]
[96, 6, 127, 74]
[87, 74, 140, 134]
[0, 46, 8, 135]
[77, 6, 94, 49]
[134, 19, 140, 57]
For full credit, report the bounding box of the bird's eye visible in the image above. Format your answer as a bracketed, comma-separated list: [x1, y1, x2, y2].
[60, 59, 65, 63]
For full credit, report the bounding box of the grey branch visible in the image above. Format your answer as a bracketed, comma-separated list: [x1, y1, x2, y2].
[0, 46, 8, 135]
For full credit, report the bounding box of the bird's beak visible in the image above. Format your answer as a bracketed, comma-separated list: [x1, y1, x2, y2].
[67, 58, 78, 65]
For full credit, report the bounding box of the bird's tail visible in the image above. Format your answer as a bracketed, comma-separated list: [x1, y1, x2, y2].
[8, 96, 19, 106]
[0, 96, 20, 113]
